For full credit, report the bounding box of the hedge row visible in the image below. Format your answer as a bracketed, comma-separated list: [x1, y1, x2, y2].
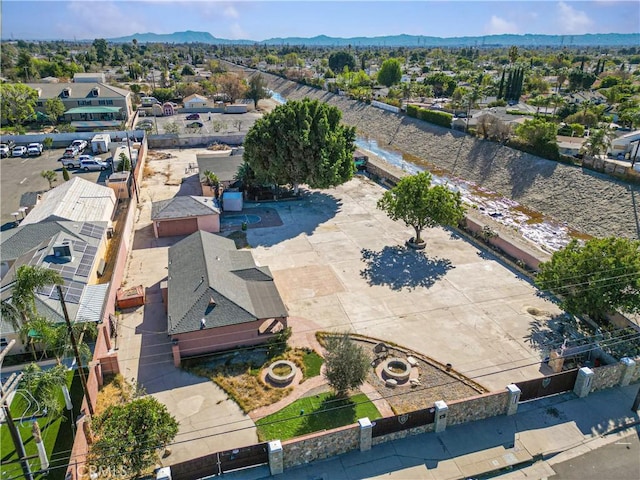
[406, 104, 453, 128]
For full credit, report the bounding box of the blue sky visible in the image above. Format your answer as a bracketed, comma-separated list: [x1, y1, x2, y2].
[2, 1, 638, 41]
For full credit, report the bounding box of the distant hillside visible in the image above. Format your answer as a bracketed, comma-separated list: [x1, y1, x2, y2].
[108, 31, 640, 47]
[109, 30, 252, 45]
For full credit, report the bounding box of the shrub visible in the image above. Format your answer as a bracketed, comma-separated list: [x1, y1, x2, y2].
[406, 104, 453, 128]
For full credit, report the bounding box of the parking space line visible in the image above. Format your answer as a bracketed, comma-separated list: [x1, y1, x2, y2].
[19, 177, 27, 184]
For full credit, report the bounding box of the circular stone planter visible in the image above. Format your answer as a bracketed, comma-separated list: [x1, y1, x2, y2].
[406, 238, 426, 250]
[266, 360, 297, 386]
[382, 357, 411, 382]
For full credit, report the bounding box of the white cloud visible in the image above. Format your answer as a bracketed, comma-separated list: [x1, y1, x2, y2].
[65, 1, 148, 38]
[556, 1, 594, 34]
[485, 15, 519, 35]
[223, 5, 239, 19]
[228, 22, 247, 40]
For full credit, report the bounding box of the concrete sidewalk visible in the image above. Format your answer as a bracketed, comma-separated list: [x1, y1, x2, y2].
[223, 384, 640, 479]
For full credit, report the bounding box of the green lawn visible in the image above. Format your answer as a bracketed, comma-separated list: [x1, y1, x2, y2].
[256, 392, 381, 441]
[302, 351, 323, 379]
[1, 369, 83, 480]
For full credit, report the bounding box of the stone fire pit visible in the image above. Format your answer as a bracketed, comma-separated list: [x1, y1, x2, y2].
[382, 357, 411, 382]
[266, 360, 297, 386]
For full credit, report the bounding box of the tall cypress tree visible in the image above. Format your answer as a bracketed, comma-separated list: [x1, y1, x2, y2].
[498, 69, 506, 100]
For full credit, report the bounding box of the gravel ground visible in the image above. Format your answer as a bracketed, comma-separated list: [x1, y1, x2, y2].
[259, 75, 640, 240]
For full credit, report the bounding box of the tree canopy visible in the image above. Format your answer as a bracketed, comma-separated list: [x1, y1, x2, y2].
[514, 118, 558, 148]
[247, 73, 268, 109]
[377, 172, 466, 245]
[536, 237, 640, 323]
[243, 98, 356, 191]
[90, 396, 179, 477]
[0, 83, 39, 126]
[328, 51, 356, 74]
[323, 333, 370, 397]
[377, 58, 402, 87]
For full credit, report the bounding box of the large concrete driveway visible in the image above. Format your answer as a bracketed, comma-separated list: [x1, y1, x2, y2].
[117, 148, 257, 466]
[249, 176, 564, 391]
[118, 148, 563, 465]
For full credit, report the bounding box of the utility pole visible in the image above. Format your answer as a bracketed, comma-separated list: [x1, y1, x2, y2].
[57, 285, 94, 416]
[126, 133, 140, 202]
[1, 341, 34, 480]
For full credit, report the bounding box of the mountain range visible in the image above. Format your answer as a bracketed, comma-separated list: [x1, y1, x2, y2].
[108, 31, 640, 47]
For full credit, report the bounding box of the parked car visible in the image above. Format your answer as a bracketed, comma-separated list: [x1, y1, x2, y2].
[62, 146, 79, 158]
[186, 113, 200, 120]
[70, 140, 87, 152]
[0, 144, 9, 158]
[59, 157, 81, 168]
[12, 146, 27, 157]
[80, 158, 110, 171]
[186, 121, 204, 128]
[27, 143, 44, 156]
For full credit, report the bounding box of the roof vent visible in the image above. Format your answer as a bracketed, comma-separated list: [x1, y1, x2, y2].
[52, 242, 72, 261]
[209, 297, 216, 307]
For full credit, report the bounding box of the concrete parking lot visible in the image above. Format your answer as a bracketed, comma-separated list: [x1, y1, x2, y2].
[0, 147, 106, 228]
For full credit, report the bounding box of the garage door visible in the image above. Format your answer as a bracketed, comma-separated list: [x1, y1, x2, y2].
[157, 218, 198, 237]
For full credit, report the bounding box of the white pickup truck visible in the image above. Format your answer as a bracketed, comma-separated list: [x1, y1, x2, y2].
[27, 143, 44, 156]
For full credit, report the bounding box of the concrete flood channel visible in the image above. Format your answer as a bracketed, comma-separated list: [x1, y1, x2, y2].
[270, 91, 574, 253]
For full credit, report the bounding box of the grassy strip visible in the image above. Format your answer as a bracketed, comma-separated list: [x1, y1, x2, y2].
[302, 350, 323, 379]
[1, 369, 83, 480]
[256, 392, 381, 441]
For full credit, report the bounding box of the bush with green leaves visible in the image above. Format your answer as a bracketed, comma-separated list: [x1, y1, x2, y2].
[323, 333, 370, 397]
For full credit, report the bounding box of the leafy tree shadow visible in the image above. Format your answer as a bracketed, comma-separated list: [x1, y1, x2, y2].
[360, 245, 453, 291]
[524, 313, 580, 356]
[295, 394, 356, 437]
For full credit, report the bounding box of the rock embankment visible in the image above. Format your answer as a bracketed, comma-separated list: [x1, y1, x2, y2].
[258, 74, 640, 240]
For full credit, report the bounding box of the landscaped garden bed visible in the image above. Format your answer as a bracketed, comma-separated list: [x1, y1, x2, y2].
[182, 347, 323, 413]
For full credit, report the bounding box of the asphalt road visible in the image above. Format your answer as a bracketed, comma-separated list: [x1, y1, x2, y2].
[551, 428, 640, 480]
[0, 147, 104, 229]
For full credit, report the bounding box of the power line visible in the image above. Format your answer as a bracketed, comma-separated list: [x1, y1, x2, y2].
[13, 326, 640, 471]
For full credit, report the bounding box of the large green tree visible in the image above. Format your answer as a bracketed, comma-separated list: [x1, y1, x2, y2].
[90, 397, 179, 477]
[323, 333, 370, 398]
[0, 83, 39, 126]
[328, 51, 356, 74]
[92, 38, 110, 66]
[514, 118, 557, 148]
[44, 98, 65, 123]
[377, 58, 403, 87]
[246, 73, 268, 109]
[377, 172, 466, 246]
[536, 237, 640, 323]
[243, 98, 356, 193]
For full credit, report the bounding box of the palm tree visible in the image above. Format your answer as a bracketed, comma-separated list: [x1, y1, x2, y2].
[3, 265, 63, 328]
[20, 316, 97, 364]
[584, 127, 613, 158]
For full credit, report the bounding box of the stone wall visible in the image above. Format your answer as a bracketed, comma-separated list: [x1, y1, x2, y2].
[448, 391, 509, 426]
[282, 424, 359, 469]
[590, 363, 624, 391]
[371, 423, 435, 446]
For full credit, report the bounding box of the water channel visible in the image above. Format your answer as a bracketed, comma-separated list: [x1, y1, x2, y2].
[269, 91, 574, 252]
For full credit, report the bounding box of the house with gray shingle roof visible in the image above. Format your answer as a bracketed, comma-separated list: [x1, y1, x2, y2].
[151, 196, 221, 238]
[0, 223, 109, 356]
[166, 231, 287, 364]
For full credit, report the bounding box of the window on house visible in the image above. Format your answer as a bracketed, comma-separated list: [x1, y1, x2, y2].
[0, 338, 8, 348]
[36, 102, 43, 107]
